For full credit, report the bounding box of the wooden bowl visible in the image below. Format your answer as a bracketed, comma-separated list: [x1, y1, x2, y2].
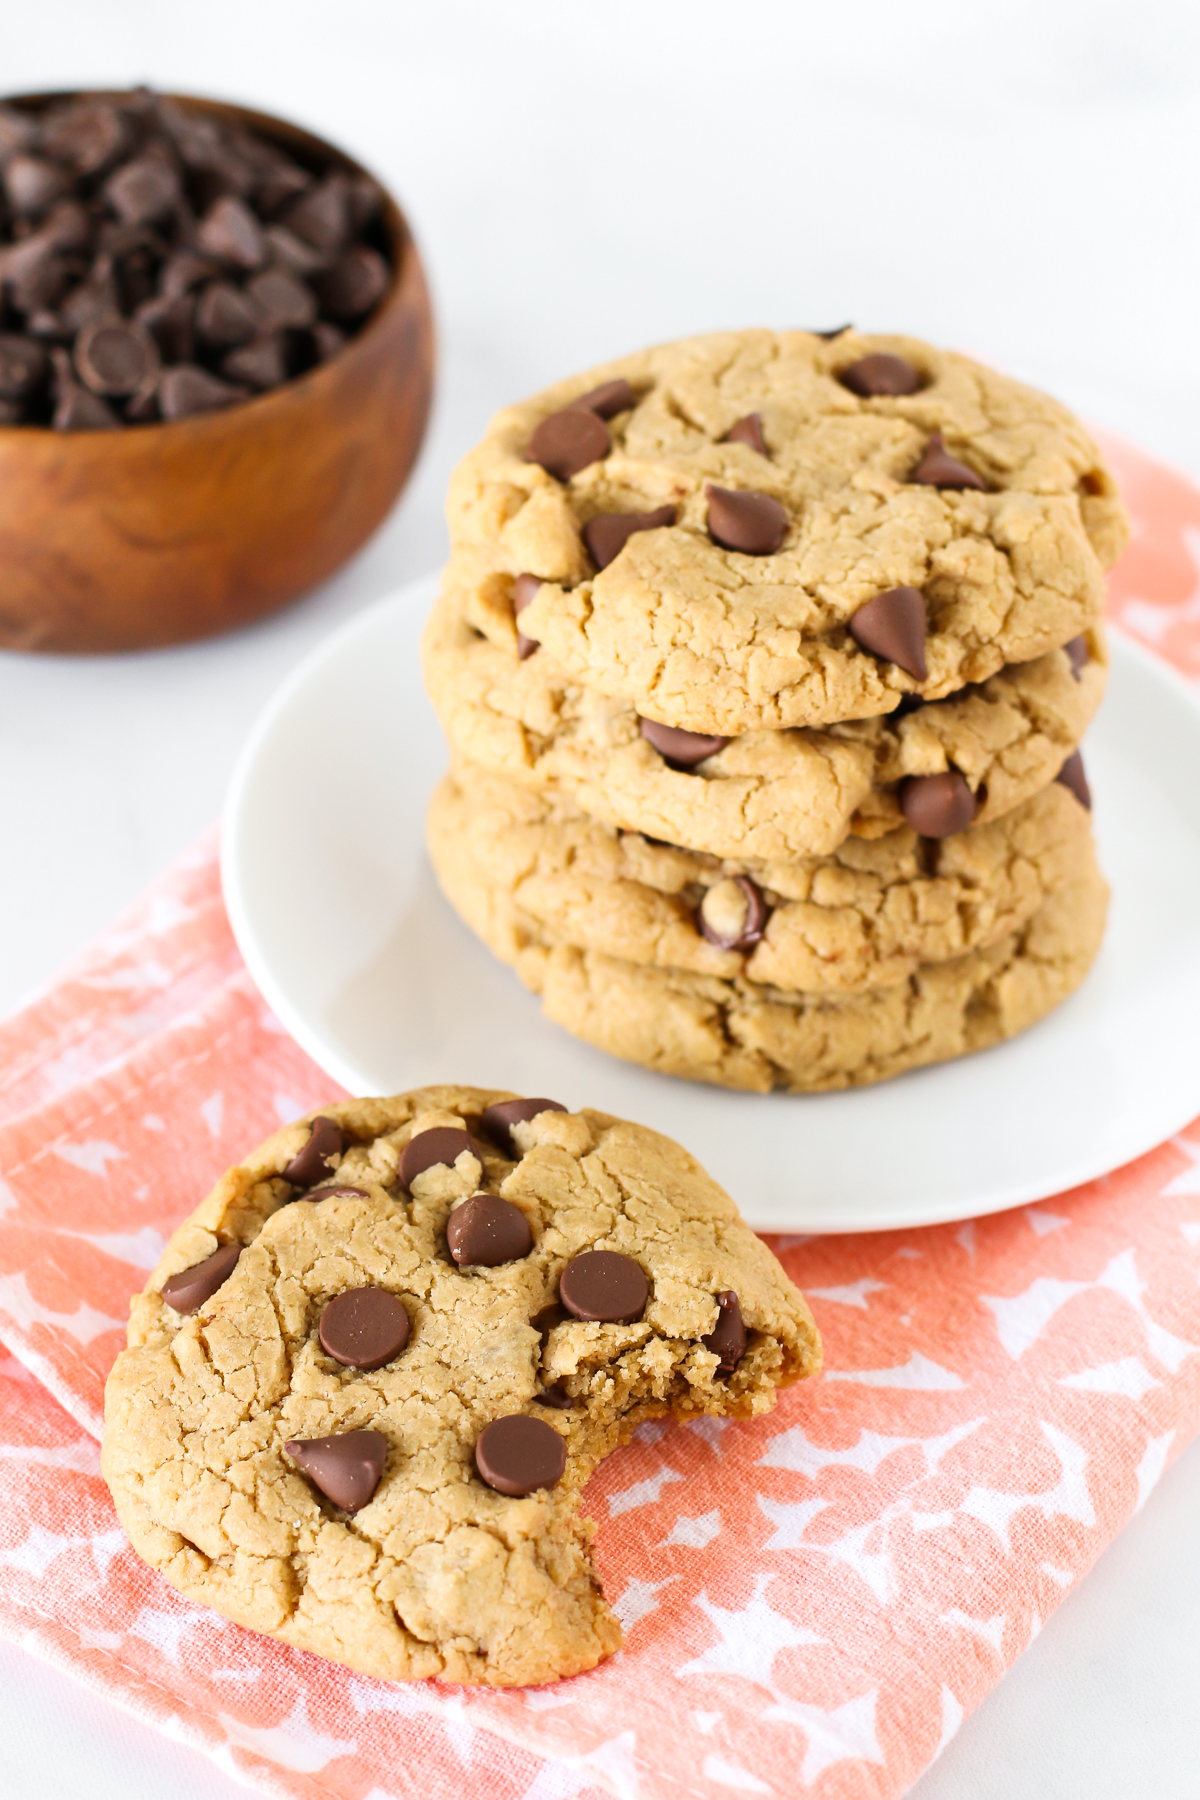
[0, 93, 435, 653]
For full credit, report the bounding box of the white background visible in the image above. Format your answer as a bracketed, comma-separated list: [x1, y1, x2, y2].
[1, 2, 1198, 1794]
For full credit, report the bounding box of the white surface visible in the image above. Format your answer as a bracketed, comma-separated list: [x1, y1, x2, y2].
[223, 588, 1200, 1234]
[1, 0, 1198, 1793]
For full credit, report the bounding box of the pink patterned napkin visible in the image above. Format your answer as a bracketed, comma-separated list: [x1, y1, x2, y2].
[0, 432, 1197, 1800]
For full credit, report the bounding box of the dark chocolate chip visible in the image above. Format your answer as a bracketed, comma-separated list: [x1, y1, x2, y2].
[909, 432, 989, 491]
[285, 1429, 387, 1511]
[194, 279, 262, 348]
[1065, 635, 1089, 679]
[723, 412, 768, 454]
[0, 399, 23, 425]
[705, 484, 788, 555]
[42, 101, 127, 177]
[103, 153, 181, 226]
[314, 246, 389, 321]
[512, 573, 542, 659]
[638, 717, 730, 768]
[309, 321, 346, 362]
[196, 195, 267, 270]
[533, 1381, 574, 1409]
[157, 364, 247, 420]
[304, 1184, 371, 1201]
[256, 161, 313, 217]
[0, 335, 47, 400]
[848, 586, 928, 681]
[447, 1194, 534, 1267]
[809, 323, 853, 339]
[59, 258, 121, 332]
[703, 1289, 747, 1371]
[559, 1249, 648, 1324]
[52, 378, 121, 431]
[282, 175, 353, 254]
[74, 320, 158, 396]
[527, 407, 610, 482]
[283, 1116, 344, 1188]
[697, 876, 770, 952]
[479, 1096, 568, 1155]
[839, 353, 923, 398]
[1056, 750, 1092, 810]
[397, 1126, 486, 1191]
[246, 267, 318, 329]
[135, 293, 195, 363]
[264, 223, 330, 277]
[222, 333, 288, 390]
[583, 505, 676, 571]
[531, 1302, 567, 1337]
[474, 1414, 566, 1497]
[160, 1243, 241, 1315]
[5, 155, 72, 216]
[159, 249, 221, 297]
[318, 1287, 410, 1369]
[900, 770, 977, 838]
[571, 377, 635, 419]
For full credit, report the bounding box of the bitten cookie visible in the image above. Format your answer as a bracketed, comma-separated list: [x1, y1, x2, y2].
[446, 328, 1127, 735]
[102, 1089, 821, 1687]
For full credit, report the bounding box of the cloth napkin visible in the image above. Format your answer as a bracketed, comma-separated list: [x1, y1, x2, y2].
[1, 432, 1198, 1800]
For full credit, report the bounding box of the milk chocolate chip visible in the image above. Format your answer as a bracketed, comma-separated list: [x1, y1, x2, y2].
[848, 586, 928, 681]
[474, 1414, 566, 1496]
[1065, 635, 1089, 679]
[160, 1243, 241, 1315]
[583, 505, 676, 570]
[571, 377, 634, 418]
[838, 353, 923, 397]
[283, 1116, 344, 1188]
[698, 876, 770, 952]
[512, 573, 542, 660]
[285, 1429, 387, 1511]
[900, 770, 977, 838]
[527, 407, 610, 481]
[638, 717, 730, 768]
[559, 1250, 648, 1323]
[703, 1289, 747, 1371]
[447, 1195, 533, 1267]
[318, 1287, 410, 1369]
[706, 484, 788, 555]
[723, 412, 768, 454]
[397, 1126, 486, 1191]
[909, 432, 989, 491]
[1056, 750, 1092, 810]
[480, 1096, 567, 1155]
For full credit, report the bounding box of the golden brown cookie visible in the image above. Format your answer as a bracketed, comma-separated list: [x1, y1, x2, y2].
[102, 1089, 820, 1686]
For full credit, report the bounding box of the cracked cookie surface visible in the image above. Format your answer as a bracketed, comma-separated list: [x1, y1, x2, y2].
[429, 765, 1096, 994]
[102, 1088, 820, 1687]
[424, 580, 1107, 860]
[447, 328, 1127, 735]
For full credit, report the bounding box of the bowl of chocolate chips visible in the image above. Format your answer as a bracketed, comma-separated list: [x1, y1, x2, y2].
[0, 89, 433, 651]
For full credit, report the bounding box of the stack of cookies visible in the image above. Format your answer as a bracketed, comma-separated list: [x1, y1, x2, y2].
[423, 330, 1128, 1092]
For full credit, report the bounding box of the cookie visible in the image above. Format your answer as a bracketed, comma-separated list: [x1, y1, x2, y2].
[428, 763, 1097, 994]
[425, 580, 1107, 860]
[446, 329, 1127, 735]
[102, 1089, 820, 1687]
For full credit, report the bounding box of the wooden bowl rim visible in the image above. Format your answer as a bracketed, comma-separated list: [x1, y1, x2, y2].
[0, 87, 423, 443]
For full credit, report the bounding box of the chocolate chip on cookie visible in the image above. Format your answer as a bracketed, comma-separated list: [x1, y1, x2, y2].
[706, 484, 789, 555]
[283, 1116, 344, 1188]
[1065, 635, 1089, 679]
[909, 432, 989, 491]
[398, 1126, 486, 1190]
[808, 323, 853, 339]
[480, 1096, 567, 1155]
[533, 1381, 574, 1409]
[447, 1194, 534, 1266]
[1056, 749, 1092, 810]
[512, 573, 542, 660]
[527, 407, 610, 481]
[698, 877, 770, 952]
[703, 1289, 747, 1370]
[285, 1429, 388, 1511]
[723, 412, 769, 454]
[583, 505, 677, 571]
[306, 1184, 371, 1201]
[638, 717, 730, 768]
[319, 1287, 411, 1369]
[838, 353, 923, 397]
[570, 377, 635, 419]
[560, 1249, 648, 1323]
[475, 1414, 566, 1497]
[900, 770, 977, 838]
[160, 1243, 241, 1315]
[848, 586, 928, 681]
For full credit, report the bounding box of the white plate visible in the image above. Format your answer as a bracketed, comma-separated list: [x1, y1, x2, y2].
[222, 573, 1200, 1233]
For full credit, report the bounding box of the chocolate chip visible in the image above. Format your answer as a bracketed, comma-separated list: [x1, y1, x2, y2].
[531, 1303, 567, 1337]
[256, 161, 313, 217]
[196, 195, 267, 270]
[474, 1415, 566, 1497]
[909, 432, 989, 491]
[305, 1184, 371, 1201]
[839, 354, 923, 398]
[0, 335, 47, 400]
[74, 320, 158, 396]
[42, 101, 127, 177]
[559, 1250, 648, 1323]
[848, 586, 928, 681]
[264, 223, 329, 277]
[703, 1289, 747, 1371]
[157, 364, 247, 420]
[222, 333, 288, 390]
[583, 505, 677, 570]
[159, 249, 220, 297]
[397, 1126, 486, 1191]
[900, 770, 977, 838]
[285, 1429, 387, 1511]
[571, 377, 634, 418]
[447, 1194, 534, 1267]
[479, 1096, 568, 1155]
[1065, 635, 1089, 679]
[705, 484, 788, 555]
[527, 407, 610, 482]
[318, 1287, 410, 1369]
[194, 279, 262, 348]
[1056, 750, 1092, 810]
[52, 372, 121, 431]
[103, 153, 181, 226]
[809, 323, 853, 339]
[314, 246, 389, 320]
[512, 573, 542, 660]
[723, 412, 768, 454]
[246, 267, 318, 329]
[160, 1243, 241, 1315]
[135, 293, 195, 363]
[698, 876, 770, 952]
[0, 400, 23, 425]
[282, 175, 353, 254]
[283, 1116, 344, 1187]
[309, 321, 346, 362]
[639, 718, 731, 770]
[533, 1381, 574, 1409]
[5, 155, 72, 216]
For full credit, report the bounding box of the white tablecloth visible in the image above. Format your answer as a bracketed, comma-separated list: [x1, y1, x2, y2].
[3, 3, 1198, 1793]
